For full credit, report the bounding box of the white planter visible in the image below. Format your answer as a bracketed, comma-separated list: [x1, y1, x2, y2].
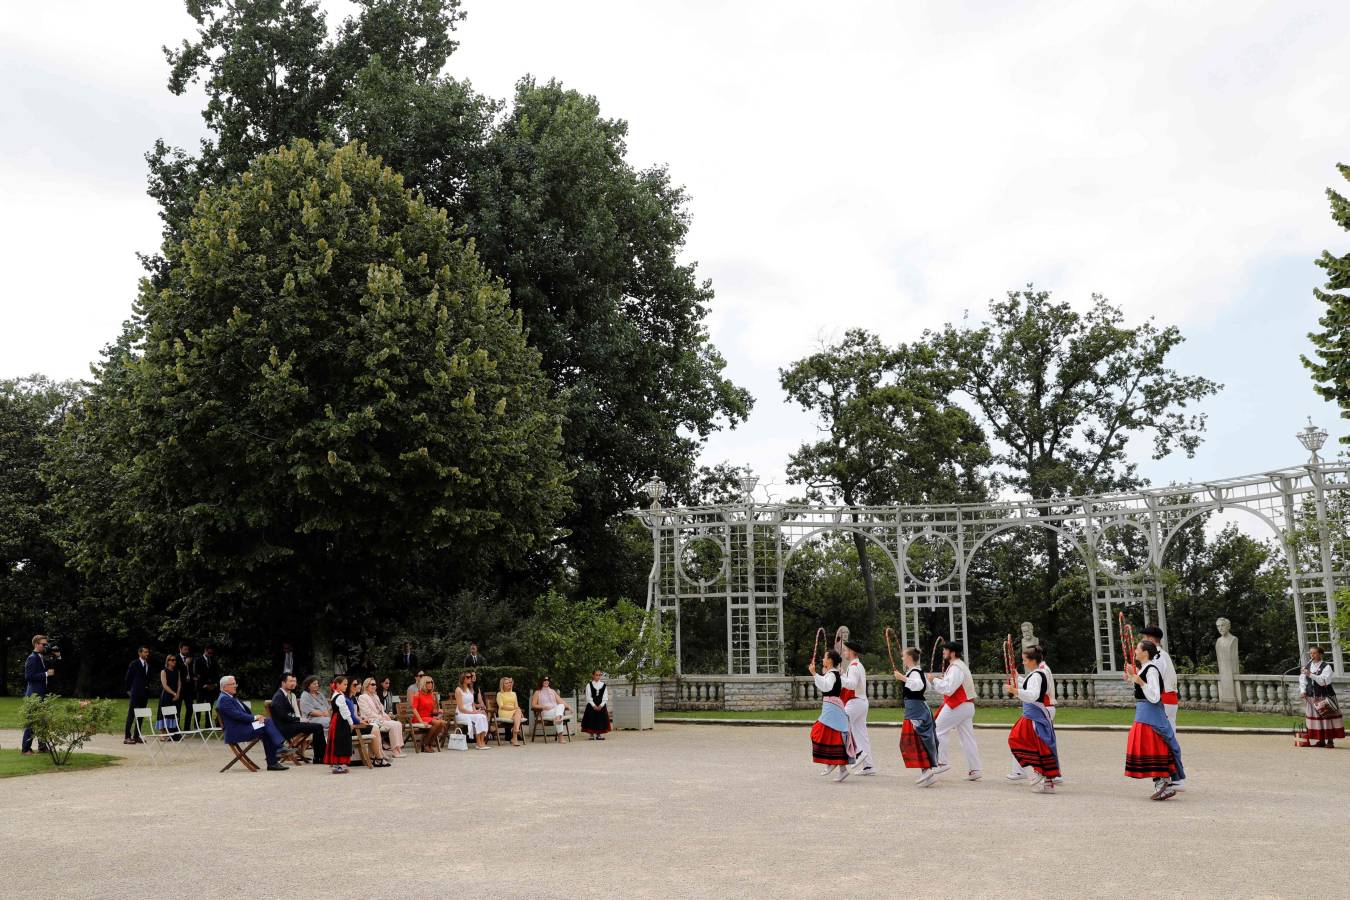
[610, 693, 655, 730]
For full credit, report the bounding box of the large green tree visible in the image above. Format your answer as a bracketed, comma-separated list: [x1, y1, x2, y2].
[780, 329, 991, 630]
[149, 2, 751, 603]
[929, 288, 1220, 607]
[1303, 163, 1350, 443]
[57, 140, 568, 669]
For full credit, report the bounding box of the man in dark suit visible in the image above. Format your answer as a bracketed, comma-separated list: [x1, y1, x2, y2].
[274, 641, 299, 678]
[270, 672, 325, 762]
[216, 674, 288, 771]
[124, 645, 152, 744]
[176, 642, 196, 724]
[463, 643, 486, 668]
[195, 645, 220, 708]
[395, 642, 419, 672]
[22, 634, 53, 754]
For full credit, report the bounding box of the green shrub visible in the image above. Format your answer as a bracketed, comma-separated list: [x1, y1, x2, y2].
[21, 695, 117, 765]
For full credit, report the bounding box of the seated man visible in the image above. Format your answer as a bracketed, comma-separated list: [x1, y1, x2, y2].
[270, 672, 326, 762]
[216, 675, 288, 771]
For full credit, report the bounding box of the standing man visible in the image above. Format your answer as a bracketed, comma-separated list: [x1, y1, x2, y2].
[270, 672, 325, 762]
[395, 642, 419, 672]
[929, 641, 982, 781]
[835, 639, 874, 780]
[177, 643, 197, 725]
[195, 645, 220, 709]
[21, 634, 54, 755]
[276, 641, 296, 678]
[216, 675, 288, 771]
[462, 643, 486, 668]
[123, 645, 152, 744]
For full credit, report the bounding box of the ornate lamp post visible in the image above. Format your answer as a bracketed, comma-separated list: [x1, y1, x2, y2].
[1298, 419, 1329, 465]
[642, 478, 666, 509]
[738, 472, 759, 502]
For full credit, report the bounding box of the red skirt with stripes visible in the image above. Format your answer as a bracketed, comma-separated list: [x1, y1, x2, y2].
[1124, 722, 1173, 779]
[1008, 717, 1060, 779]
[899, 719, 934, 769]
[810, 721, 849, 765]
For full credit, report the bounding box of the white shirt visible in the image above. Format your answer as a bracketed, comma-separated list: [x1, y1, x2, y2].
[1138, 663, 1163, 704]
[903, 668, 926, 693]
[840, 659, 867, 697]
[1155, 649, 1178, 695]
[931, 658, 975, 701]
[1036, 662, 1057, 719]
[1016, 670, 1048, 704]
[1301, 660, 1334, 693]
[588, 681, 609, 708]
[813, 671, 841, 694]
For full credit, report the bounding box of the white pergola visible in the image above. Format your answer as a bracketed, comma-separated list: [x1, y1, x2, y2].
[632, 425, 1348, 675]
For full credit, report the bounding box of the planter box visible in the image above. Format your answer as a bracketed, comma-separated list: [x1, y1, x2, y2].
[611, 693, 655, 730]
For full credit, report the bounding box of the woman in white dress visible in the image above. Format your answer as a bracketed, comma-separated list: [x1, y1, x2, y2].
[455, 671, 490, 749]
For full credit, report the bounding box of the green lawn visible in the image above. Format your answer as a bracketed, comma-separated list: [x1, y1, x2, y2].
[0, 748, 122, 778]
[0, 695, 174, 731]
[658, 706, 1303, 729]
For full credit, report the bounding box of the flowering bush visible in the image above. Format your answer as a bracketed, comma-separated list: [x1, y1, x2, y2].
[20, 695, 117, 765]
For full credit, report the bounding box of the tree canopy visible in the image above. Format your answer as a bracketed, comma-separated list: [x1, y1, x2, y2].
[1303, 163, 1350, 444]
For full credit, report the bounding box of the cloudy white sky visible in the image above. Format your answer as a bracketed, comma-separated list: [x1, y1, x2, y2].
[1, 1, 1345, 502]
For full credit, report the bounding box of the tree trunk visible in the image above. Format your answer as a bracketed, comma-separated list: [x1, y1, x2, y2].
[851, 529, 879, 634]
[311, 617, 334, 679]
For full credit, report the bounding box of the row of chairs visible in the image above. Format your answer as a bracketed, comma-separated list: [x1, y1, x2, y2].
[389, 691, 574, 751]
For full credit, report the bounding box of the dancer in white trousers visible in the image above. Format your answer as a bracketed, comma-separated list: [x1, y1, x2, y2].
[836, 639, 874, 780]
[929, 641, 982, 781]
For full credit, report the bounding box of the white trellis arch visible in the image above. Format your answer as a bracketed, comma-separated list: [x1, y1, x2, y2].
[632, 458, 1350, 676]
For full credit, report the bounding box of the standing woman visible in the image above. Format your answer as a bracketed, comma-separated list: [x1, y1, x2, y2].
[1300, 645, 1342, 748]
[455, 672, 490, 749]
[1124, 641, 1185, 801]
[325, 675, 354, 774]
[158, 653, 182, 736]
[1005, 646, 1060, 794]
[893, 647, 939, 787]
[581, 670, 612, 740]
[808, 650, 849, 776]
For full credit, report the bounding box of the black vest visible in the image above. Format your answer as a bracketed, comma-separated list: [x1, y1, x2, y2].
[1133, 663, 1158, 701]
[1309, 662, 1337, 699]
[821, 670, 842, 697]
[902, 667, 926, 700]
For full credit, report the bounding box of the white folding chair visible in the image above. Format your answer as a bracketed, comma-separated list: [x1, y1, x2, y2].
[157, 706, 189, 753]
[133, 708, 164, 766]
[192, 702, 221, 745]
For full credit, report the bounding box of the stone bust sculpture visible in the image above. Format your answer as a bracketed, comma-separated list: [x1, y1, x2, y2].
[1020, 621, 1039, 652]
[833, 626, 850, 660]
[1215, 617, 1239, 703]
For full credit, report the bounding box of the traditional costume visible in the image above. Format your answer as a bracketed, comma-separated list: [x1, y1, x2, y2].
[1124, 660, 1185, 798]
[932, 656, 981, 777]
[1300, 659, 1343, 746]
[1007, 668, 1060, 788]
[839, 651, 873, 776]
[324, 685, 354, 772]
[1008, 662, 1056, 780]
[1155, 646, 1180, 726]
[810, 669, 850, 768]
[899, 665, 938, 782]
[581, 678, 612, 737]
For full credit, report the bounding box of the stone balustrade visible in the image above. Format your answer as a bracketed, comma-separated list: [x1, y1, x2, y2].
[615, 672, 1350, 715]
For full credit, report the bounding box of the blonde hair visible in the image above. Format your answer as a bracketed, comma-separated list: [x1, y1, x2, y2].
[499, 676, 513, 692]
[362, 677, 376, 690]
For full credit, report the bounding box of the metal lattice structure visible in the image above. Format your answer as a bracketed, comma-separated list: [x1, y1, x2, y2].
[632, 446, 1349, 676]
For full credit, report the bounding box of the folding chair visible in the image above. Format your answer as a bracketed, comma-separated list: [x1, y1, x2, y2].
[221, 739, 261, 772]
[192, 702, 222, 744]
[133, 707, 164, 766]
[263, 700, 310, 764]
[530, 706, 573, 743]
[396, 703, 429, 753]
[156, 706, 191, 754]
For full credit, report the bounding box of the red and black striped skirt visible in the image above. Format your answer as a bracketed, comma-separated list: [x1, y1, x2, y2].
[810, 721, 849, 765]
[899, 719, 935, 769]
[1008, 717, 1060, 779]
[1124, 721, 1173, 779]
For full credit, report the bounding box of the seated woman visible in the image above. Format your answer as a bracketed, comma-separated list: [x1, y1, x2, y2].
[531, 676, 572, 738]
[409, 676, 449, 751]
[455, 672, 490, 749]
[377, 676, 396, 715]
[299, 676, 332, 731]
[581, 669, 612, 740]
[358, 677, 406, 758]
[496, 676, 525, 746]
[347, 679, 388, 767]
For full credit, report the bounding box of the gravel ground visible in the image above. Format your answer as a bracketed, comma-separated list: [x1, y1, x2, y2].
[1, 723, 1344, 899]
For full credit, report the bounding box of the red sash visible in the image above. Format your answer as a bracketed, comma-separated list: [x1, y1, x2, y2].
[840, 688, 856, 704]
[1161, 690, 1179, 706]
[943, 684, 970, 710]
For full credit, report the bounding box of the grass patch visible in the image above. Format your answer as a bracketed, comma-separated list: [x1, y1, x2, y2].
[0, 748, 121, 778]
[657, 706, 1303, 729]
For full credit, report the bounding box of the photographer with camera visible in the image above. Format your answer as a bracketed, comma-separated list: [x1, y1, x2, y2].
[21, 634, 55, 755]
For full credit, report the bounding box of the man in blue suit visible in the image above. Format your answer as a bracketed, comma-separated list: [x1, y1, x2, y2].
[123, 646, 153, 744]
[215, 675, 289, 771]
[21, 634, 54, 755]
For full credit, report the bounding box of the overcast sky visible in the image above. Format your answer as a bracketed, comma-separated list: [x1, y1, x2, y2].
[1, 1, 1344, 503]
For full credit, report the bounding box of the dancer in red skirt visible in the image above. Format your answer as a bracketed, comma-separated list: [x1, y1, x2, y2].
[808, 650, 850, 775]
[1005, 646, 1060, 794]
[1300, 645, 1343, 748]
[893, 647, 939, 787]
[1125, 641, 1185, 800]
[324, 674, 354, 774]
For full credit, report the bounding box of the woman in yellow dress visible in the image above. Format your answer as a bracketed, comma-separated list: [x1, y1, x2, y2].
[496, 676, 525, 746]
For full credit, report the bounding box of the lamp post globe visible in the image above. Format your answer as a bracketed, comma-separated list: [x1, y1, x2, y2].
[1298, 419, 1328, 464]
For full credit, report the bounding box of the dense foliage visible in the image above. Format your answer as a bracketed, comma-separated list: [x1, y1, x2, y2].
[1304, 163, 1350, 443]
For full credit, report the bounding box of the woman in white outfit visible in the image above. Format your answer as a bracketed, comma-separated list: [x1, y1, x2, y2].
[455, 671, 490, 749]
[532, 676, 572, 738]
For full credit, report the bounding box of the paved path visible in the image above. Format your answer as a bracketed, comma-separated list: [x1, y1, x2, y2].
[1, 724, 1344, 898]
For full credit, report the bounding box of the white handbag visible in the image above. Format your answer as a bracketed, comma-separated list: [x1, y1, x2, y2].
[446, 732, 468, 751]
